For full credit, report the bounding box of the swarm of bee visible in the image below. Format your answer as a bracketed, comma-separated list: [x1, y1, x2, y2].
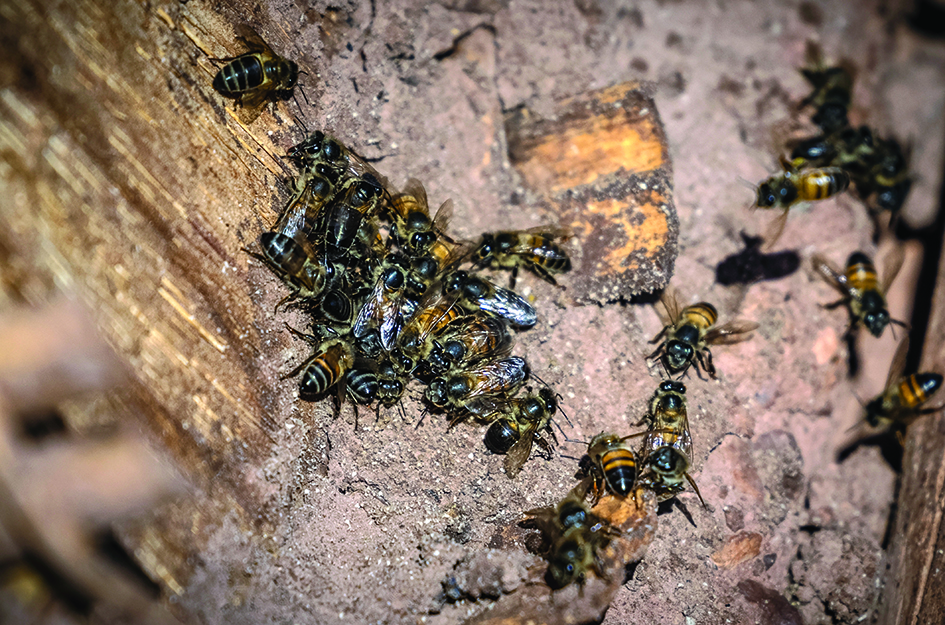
[753, 43, 914, 244]
[249, 129, 572, 478]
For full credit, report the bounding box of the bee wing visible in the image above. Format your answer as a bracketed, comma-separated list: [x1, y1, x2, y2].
[478, 284, 538, 329]
[657, 288, 682, 326]
[352, 279, 385, 340]
[704, 320, 760, 345]
[879, 245, 905, 294]
[520, 224, 574, 240]
[885, 336, 910, 388]
[432, 200, 454, 237]
[811, 253, 851, 295]
[464, 395, 506, 420]
[398, 178, 430, 213]
[234, 89, 269, 124]
[504, 424, 536, 478]
[234, 24, 275, 54]
[760, 208, 790, 252]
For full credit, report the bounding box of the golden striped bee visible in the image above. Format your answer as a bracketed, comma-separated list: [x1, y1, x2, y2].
[648, 291, 758, 379]
[211, 26, 299, 124]
[430, 313, 513, 377]
[641, 380, 692, 462]
[443, 270, 537, 329]
[812, 248, 908, 338]
[472, 226, 572, 287]
[295, 338, 355, 402]
[252, 232, 337, 305]
[395, 293, 464, 372]
[425, 356, 529, 415]
[480, 388, 558, 478]
[389, 179, 454, 259]
[864, 337, 943, 429]
[579, 433, 642, 503]
[273, 168, 341, 242]
[755, 157, 850, 245]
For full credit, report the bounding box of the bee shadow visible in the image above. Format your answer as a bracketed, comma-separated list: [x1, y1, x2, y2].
[656, 498, 697, 528]
[836, 429, 904, 471]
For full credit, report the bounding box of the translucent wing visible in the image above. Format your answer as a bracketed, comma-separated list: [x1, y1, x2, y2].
[879, 245, 905, 294]
[761, 208, 790, 251]
[656, 288, 682, 327]
[467, 357, 529, 396]
[885, 336, 910, 388]
[811, 253, 851, 296]
[504, 424, 536, 478]
[477, 283, 537, 329]
[234, 89, 269, 125]
[431, 200, 454, 236]
[704, 319, 760, 345]
[399, 178, 429, 214]
[234, 24, 275, 55]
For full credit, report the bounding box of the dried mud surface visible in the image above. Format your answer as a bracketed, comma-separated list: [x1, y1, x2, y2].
[121, 1, 944, 625]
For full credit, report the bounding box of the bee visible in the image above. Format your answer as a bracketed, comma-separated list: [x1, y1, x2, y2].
[425, 356, 529, 415]
[472, 226, 572, 287]
[274, 166, 342, 242]
[295, 338, 356, 402]
[313, 288, 362, 332]
[641, 381, 692, 462]
[648, 291, 758, 379]
[480, 388, 558, 478]
[863, 136, 912, 216]
[432, 313, 514, 376]
[521, 482, 597, 539]
[374, 359, 408, 408]
[253, 232, 337, 303]
[812, 248, 908, 338]
[352, 258, 414, 353]
[287, 131, 388, 193]
[864, 337, 943, 429]
[388, 179, 454, 258]
[443, 270, 537, 329]
[396, 293, 464, 370]
[319, 174, 386, 261]
[211, 26, 299, 124]
[798, 42, 854, 134]
[639, 445, 706, 508]
[579, 433, 642, 503]
[346, 369, 379, 405]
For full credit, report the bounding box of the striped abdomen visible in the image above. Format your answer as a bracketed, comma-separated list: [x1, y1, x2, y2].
[844, 252, 880, 293]
[600, 448, 638, 496]
[299, 343, 353, 400]
[679, 302, 718, 333]
[897, 374, 943, 410]
[213, 54, 266, 96]
[796, 168, 849, 201]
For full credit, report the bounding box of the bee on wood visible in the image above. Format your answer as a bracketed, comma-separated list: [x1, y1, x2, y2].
[472, 226, 572, 287]
[389, 179, 454, 259]
[294, 338, 356, 402]
[274, 167, 342, 243]
[798, 42, 854, 134]
[639, 445, 705, 508]
[864, 337, 943, 429]
[317, 174, 386, 262]
[443, 270, 537, 329]
[212, 26, 299, 124]
[648, 291, 758, 379]
[812, 248, 908, 338]
[425, 356, 529, 415]
[755, 157, 850, 245]
[480, 388, 558, 478]
[288, 131, 389, 193]
[253, 232, 337, 304]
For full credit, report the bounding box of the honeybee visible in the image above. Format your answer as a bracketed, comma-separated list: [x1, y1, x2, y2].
[295, 338, 355, 401]
[253, 232, 337, 303]
[425, 356, 529, 414]
[639, 445, 706, 507]
[443, 271, 537, 329]
[480, 388, 558, 478]
[346, 369, 379, 405]
[472, 226, 572, 287]
[789, 126, 875, 175]
[812, 248, 908, 338]
[648, 291, 758, 379]
[521, 482, 597, 539]
[863, 337, 943, 429]
[641, 380, 692, 462]
[352, 257, 415, 353]
[388, 179, 454, 258]
[211, 26, 299, 124]
[374, 359, 408, 408]
[798, 42, 854, 134]
[431, 313, 513, 375]
[312, 288, 361, 332]
[274, 167, 341, 242]
[862, 136, 912, 216]
[287, 131, 388, 192]
[396, 293, 464, 369]
[579, 433, 642, 503]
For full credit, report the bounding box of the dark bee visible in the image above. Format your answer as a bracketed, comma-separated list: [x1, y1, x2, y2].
[396, 293, 464, 371]
[389, 179, 454, 258]
[425, 356, 529, 415]
[481, 388, 558, 478]
[288, 131, 388, 192]
[639, 445, 705, 507]
[211, 26, 299, 124]
[789, 126, 875, 175]
[346, 369, 379, 405]
[296, 339, 355, 401]
[521, 482, 596, 538]
[433, 313, 514, 376]
[443, 270, 537, 329]
[864, 337, 943, 429]
[648, 291, 758, 379]
[798, 42, 854, 134]
[319, 174, 386, 261]
[374, 359, 407, 408]
[812, 248, 908, 338]
[353, 255, 418, 353]
[862, 136, 912, 216]
[274, 167, 341, 242]
[580, 433, 641, 502]
[313, 288, 361, 332]
[254, 232, 336, 303]
[472, 226, 572, 287]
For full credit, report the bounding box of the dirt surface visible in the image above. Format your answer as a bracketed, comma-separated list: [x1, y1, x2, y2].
[3, 0, 943, 624]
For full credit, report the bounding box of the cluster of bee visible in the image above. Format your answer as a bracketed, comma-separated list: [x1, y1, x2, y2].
[248, 128, 572, 476]
[753, 44, 913, 242]
[522, 293, 760, 588]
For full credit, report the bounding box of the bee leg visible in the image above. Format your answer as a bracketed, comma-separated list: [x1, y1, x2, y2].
[685, 472, 708, 509]
[281, 354, 315, 381]
[532, 264, 560, 287]
[698, 349, 717, 379]
[821, 298, 848, 310]
[649, 326, 669, 345]
[508, 266, 518, 290]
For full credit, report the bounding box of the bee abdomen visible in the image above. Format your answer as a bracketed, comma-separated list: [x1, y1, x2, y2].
[601, 450, 637, 496]
[845, 252, 879, 291]
[681, 302, 718, 329]
[801, 169, 849, 200]
[900, 374, 944, 407]
[299, 344, 351, 399]
[214, 55, 265, 95]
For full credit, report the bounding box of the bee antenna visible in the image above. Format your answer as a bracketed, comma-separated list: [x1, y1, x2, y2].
[558, 452, 583, 462]
[556, 401, 573, 428]
[737, 176, 758, 191]
[562, 434, 590, 446]
[415, 407, 428, 430]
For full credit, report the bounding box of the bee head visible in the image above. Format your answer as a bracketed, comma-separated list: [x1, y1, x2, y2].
[409, 231, 437, 255]
[665, 340, 693, 371]
[425, 380, 448, 407]
[285, 61, 300, 88]
[473, 235, 495, 263]
[863, 310, 890, 337]
[546, 538, 587, 589]
[756, 182, 777, 207]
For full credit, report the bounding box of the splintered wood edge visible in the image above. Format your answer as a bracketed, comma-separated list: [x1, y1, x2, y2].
[464, 489, 658, 625]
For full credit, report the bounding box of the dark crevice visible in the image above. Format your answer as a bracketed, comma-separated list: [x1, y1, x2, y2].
[92, 530, 161, 597]
[907, 0, 945, 38]
[432, 23, 497, 61]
